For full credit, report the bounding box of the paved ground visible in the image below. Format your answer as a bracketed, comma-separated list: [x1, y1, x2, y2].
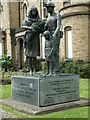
[0, 108, 18, 119]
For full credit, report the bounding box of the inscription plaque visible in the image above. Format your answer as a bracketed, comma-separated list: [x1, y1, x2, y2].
[12, 76, 40, 106]
[11, 74, 79, 107]
[40, 75, 79, 106]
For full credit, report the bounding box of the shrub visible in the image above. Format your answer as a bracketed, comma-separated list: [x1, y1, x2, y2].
[59, 59, 90, 78]
[22, 58, 42, 72]
[0, 54, 13, 72]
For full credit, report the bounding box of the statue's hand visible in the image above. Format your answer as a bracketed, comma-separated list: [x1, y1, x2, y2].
[52, 34, 56, 40]
[29, 27, 33, 30]
[29, 27, 36, 33]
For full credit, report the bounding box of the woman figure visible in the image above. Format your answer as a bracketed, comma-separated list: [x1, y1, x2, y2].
[22, 6, 45, 75]
[45, 1, 61, 75]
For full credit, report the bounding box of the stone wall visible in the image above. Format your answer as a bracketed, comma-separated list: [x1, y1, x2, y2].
[60, 2, 89, 61]
[9, 2, 19, 29]
[1, 1, 19, 68]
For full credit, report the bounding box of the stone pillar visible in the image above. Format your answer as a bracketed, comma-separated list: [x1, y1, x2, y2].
[16, 37, 25, 70]
[6, 29, 12, 56]
[16, 38, 20, 70]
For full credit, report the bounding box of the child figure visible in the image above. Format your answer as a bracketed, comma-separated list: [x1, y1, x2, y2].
[43, 31, 54, 76]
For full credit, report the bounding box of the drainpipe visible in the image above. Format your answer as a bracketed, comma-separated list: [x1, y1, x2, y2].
[18, 0, 21, 27]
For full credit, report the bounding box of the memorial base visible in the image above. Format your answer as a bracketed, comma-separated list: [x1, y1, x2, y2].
[11, 74, 79, 107]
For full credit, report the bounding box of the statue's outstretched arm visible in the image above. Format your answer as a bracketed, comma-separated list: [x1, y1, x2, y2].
[21, 26, 33, 30]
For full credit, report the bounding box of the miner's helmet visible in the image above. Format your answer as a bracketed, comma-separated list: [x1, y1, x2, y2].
[46, 1, 55, 8]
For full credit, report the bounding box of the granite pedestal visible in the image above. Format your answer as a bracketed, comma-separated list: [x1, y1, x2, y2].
[11, 74, 79, 107]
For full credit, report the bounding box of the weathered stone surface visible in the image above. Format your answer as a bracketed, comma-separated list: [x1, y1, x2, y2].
[11, 74, 79, 107]
[0, 98, 89, 115]
[12, 75, 40, 106]
[40, 75, 79, 106]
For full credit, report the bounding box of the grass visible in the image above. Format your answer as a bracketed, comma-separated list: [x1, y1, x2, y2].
[0, 85, 11, 99]
[32, 107, 89, 118]
[80, 78, 88, 99]
[0, 78, 89, 118]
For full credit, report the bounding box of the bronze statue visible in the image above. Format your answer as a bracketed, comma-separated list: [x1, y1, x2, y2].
[43, 31, 54, 76]
[22, 6, 45, 75]
[44, 1, 62, 75]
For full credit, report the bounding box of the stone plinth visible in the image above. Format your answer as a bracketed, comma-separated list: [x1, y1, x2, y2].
[11, 74, 79, 107]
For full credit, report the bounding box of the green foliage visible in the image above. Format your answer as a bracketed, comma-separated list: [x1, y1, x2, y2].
[41, 60, 89, 78]
[22, 59, 42, 72]
[36, 59, 42, 71]
[0, 54, 13, 72]
[41, 61, 46, 73]
[22, 64, 29, 72]
[59, 59, 90, 78]
[0, 71, 26, 81]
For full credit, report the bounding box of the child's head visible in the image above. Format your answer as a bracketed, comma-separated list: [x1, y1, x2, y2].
[43, 31, 51, 40]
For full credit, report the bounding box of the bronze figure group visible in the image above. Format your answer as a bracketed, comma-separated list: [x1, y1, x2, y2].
[22, 1, 62, 76]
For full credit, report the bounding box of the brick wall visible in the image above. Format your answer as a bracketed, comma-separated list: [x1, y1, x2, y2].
[9, 2, 19, 29]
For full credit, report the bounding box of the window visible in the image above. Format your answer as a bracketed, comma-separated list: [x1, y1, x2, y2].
[0, 11, 2, 29]
[63, 0, 71, 7]
[0, 2, 3, 29]
[42, 0, 47, 19]
[0, 43, 2, 56]
[41, 0, 47, 59]
[42, 36, 45, 59]
[23, 4, 27, 19]
[65, 27, 73, 59]
[42, 0, 53, 19]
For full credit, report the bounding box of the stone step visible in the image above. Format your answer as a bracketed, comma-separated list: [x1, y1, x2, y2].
[0, 98, 89, 115]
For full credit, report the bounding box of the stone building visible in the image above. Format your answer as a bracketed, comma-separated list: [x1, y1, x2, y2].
[0, 0, 19, 69]
[60, 0, 90, 61]
[0, 0, 90, 70]
[0, 2, 2, 57]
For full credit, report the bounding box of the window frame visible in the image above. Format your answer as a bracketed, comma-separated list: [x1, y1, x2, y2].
[63, 0, 71, 7]
[23, 4, 27, 20]
[65, 26, 73, 59]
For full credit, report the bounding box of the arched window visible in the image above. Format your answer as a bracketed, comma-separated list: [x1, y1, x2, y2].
[0, 2, 2, 57]
[65, 26, 73, 59]
[0, 42, 2, 56]
[23, 4, 27, 19]
[63, 0, 71, 7]
[0, 31, 2, 56]
[42, 0, 47, 19]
